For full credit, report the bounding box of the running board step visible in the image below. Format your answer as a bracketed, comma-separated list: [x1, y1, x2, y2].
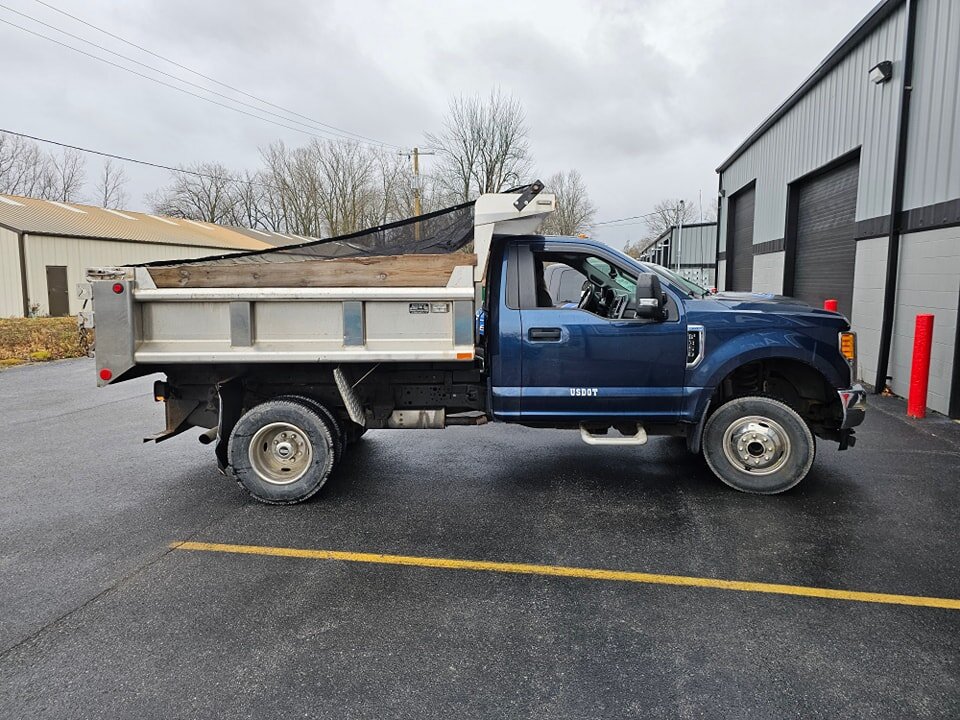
[579, 423, 648, 446]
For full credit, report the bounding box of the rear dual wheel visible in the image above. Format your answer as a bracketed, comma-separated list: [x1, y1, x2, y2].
[228, 398, 341, 505]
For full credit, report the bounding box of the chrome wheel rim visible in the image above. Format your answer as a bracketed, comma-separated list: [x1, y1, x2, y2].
[721, 415, 791, 475]
[248, 422, 313, 485]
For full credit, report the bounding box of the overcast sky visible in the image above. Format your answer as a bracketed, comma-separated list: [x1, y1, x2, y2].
[0, 0, 878, 249]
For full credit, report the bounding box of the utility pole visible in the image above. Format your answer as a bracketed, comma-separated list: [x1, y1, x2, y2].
[399, 147, 435, 217]
[399, 147, 435, 243]
[676, 200, 685, 274]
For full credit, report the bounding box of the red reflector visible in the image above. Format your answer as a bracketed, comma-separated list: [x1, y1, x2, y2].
[99, 368, 113, 381]
[112, 283, 124, 294]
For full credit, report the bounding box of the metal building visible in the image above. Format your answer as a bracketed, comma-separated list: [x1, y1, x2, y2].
[716, 0, 960, 417]
[638, 222, 718, 288]
[0, 194, 278, 318]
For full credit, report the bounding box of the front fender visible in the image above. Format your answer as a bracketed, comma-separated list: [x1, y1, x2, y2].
[684, 328, 848, 420]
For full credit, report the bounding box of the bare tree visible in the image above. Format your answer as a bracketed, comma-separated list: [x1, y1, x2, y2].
[96, 159, 128, 208]
[426, 88, 533, 202]
[256, 139, 414, 238]
[0, 133, 49, 197]
[643, 198, 699, 241]
[539, 169, 596, 236]
[622, 198, 700, 259]
[146, 162, 237, 224]
[314, 140, 380, 236]
[226, 169, 272, 230]
[48, 149, 86, 202]
[0, 134, 88, 201]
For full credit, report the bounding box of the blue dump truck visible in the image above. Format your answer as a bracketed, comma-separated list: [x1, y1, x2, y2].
[85, 185, 866, 504]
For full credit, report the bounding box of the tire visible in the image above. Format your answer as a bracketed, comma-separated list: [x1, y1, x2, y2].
[275, 394, 344, 462]
[702, 396, 815, 494]
[228, 399, 336, 505]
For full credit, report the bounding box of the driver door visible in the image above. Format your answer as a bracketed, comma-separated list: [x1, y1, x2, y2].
[517, 243, 687, 422]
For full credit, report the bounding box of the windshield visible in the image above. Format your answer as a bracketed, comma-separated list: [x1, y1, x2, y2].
[640, 262, 709, 298]
[586, 256, 636, 294]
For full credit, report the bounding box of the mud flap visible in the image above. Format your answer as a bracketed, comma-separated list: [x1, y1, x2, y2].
[215, 379, 243, 471]
[144, 397, 201, 444]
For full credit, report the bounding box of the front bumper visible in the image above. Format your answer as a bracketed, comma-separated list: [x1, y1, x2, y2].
[838, 384, 867, 429]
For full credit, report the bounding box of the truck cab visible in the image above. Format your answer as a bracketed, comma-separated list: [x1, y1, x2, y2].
[484, 233, 865, 493]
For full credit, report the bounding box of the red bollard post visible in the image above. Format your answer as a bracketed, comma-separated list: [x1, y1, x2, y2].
[907, 314, 935, 419]
[824, 298, 839, 312]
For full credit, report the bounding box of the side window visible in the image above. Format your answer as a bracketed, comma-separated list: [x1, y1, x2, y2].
[526, 248, 679, 321]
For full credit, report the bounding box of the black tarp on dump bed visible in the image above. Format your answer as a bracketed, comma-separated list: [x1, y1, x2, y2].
[138, 200, 476, 267]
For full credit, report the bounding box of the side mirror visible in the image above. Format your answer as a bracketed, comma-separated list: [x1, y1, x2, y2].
[635, 273, 666, 320]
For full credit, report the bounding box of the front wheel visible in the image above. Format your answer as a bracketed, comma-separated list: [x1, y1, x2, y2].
[702, 396, 815, 494]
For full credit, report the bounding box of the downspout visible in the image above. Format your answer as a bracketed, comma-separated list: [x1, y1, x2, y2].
[874, 0, 918, 394]
[17, 231, 29, 317]
[715, 172, 723, 290]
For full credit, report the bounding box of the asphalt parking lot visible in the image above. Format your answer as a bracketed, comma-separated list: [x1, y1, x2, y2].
[1, 358, 958, 719]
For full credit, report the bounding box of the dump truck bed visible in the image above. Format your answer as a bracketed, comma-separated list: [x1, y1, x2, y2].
[127, 254, 478, 364]
[86, 187, 555, 386]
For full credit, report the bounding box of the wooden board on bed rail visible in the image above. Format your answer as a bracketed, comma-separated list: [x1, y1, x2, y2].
[147, 253, 477, 288]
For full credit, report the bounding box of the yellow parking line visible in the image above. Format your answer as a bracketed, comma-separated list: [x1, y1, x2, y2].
[171, 541, 960, 611]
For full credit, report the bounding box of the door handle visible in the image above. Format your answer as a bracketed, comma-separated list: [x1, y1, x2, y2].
[528, 327, 562, 341]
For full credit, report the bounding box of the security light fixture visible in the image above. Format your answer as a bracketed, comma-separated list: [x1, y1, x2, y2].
[869, 60, 893, 84]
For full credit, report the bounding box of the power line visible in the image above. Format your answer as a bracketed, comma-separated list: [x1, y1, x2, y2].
[31, 0, 399, 149]
[0, 16, 396, 151]
[0, 3, 395, 148]
[0, 127, 287, 192]
[592, 211, 659, 227]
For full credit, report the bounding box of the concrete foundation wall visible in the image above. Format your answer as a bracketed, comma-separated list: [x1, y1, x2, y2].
[752, 252, 785, 295]
[886, 227, 960, 415]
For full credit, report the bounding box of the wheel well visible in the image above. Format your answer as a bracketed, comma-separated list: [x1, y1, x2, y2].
[711, 358, 842, 435]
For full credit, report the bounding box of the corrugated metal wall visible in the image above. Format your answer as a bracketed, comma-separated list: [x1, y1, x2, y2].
[669, 223, 717, 287]
[903, 0, 960, 210]
[0, 227, 24, 317]
[22, 235, 238, 316]
[671, 224, 717, 266]
[719, 3, 907, 249]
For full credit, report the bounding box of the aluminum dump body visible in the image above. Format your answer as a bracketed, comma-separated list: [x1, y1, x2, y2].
[86, 188, 555, 386]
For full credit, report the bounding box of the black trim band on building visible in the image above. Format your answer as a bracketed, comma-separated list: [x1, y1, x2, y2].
[720, 198, 960, 264]
[856, 198, 960, 240]
[715, 239, 783, 263]
[754, 238, 785, 255]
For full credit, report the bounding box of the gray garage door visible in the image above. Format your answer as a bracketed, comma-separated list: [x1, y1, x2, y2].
[793, 159, 859, 317]
[728, 185, 755, 291]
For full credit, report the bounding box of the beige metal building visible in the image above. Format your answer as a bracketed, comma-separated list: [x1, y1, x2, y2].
[0, 194, 279, 317]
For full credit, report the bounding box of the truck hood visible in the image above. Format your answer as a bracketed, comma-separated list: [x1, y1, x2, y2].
[702, 292, 849, 328]
[712, 291, 812, 311]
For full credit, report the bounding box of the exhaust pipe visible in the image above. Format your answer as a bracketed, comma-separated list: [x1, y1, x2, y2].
[198, 427, 219, 445]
